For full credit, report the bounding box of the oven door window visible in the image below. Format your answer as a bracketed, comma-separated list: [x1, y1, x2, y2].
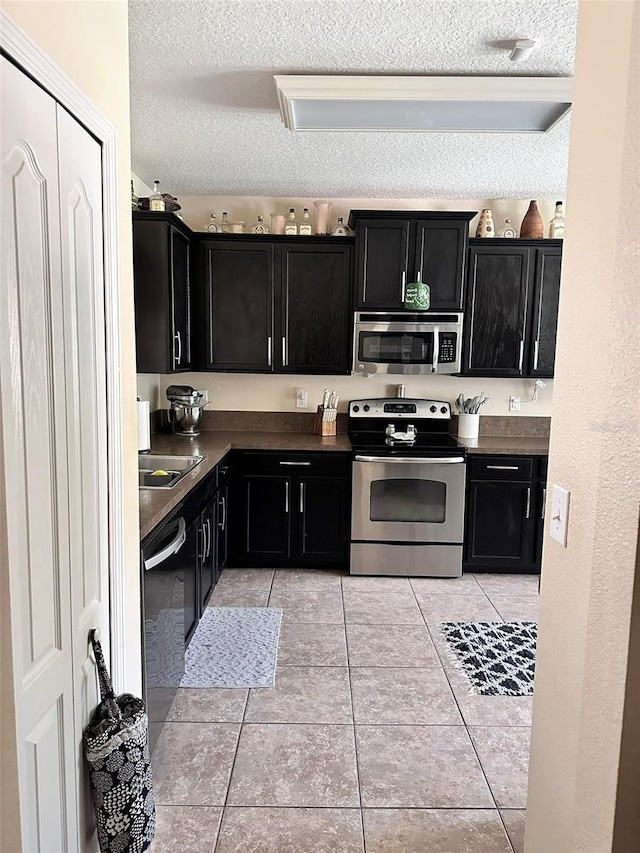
[370, 478, 447, 523]
[359, 331, 433, 364]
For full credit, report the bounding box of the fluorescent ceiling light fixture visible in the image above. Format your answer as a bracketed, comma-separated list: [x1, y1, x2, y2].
[274, 75, 572, 133]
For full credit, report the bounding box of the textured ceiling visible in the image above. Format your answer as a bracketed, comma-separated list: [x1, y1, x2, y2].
[128, 0, 578, 198]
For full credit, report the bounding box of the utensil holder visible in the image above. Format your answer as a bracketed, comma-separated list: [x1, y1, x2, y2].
[314, 405, 337, 436]
[457, 413, 480, 440]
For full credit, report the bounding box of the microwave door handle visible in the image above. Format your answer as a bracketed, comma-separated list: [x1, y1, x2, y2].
[432, 326, 439, 374]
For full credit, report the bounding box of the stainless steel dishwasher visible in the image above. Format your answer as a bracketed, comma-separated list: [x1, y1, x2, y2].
[141, 514, 191, 755]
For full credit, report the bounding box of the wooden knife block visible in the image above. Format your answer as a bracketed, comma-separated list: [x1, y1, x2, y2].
[313, 405, 337, 436]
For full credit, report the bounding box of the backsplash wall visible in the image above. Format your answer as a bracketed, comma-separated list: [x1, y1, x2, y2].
[155, 372, 553, 417]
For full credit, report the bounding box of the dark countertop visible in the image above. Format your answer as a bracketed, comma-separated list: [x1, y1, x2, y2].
[139, 430, 351, 539]
[456, 436, 550, 455]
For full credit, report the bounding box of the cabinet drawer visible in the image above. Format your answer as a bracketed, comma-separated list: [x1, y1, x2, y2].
[235, 450, 350, 478]
[469, 455, 533, 480]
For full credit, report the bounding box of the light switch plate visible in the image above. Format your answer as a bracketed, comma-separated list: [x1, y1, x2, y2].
[296, 388, 308, 409]
[550, 484, 570, 547]
[509, 396, 521, 412]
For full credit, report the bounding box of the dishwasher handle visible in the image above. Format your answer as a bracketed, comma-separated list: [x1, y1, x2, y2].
[144, 518, 186, 570]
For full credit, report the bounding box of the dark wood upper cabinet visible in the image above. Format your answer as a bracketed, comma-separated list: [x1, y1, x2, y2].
[349, 211, 475, 311]
[280, 243, 352, 374]
[201, 240, 276, 371]
[462, 239, 563, 377]
[528, 245, 562, 377]
[199, 236, 353, 374]
[463, 244, 531, 376]
[413, 219, 471, 311]
[353, 218, 410, 309]
[133, 212, 192, 373]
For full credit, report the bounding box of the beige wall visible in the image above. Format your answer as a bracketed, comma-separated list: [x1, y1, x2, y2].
[526, 1, 640, 850]
[2, 0, 141, 682]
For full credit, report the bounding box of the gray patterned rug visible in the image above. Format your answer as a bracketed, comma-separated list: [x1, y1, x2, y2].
[440, 621, 537, 696]
[182, 607, 282, 688]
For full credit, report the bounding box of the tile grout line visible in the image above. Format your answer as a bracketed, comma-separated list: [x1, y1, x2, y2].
[212, 569, 276, 853]
[341, 576, 368, 853]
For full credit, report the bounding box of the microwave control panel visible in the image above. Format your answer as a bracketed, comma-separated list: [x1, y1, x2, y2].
[439, 333, 457, 363]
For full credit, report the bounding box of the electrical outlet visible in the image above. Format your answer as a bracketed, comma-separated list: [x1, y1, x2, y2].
[550, 485, 570, 547]
[509, 396, 521, 412]
[296, 388, 308, 409]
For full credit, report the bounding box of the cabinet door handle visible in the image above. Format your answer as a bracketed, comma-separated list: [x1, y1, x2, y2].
[199, 523, 207, 562]
[416, 269, 422, 283]
[282, 335, 287, 367]
[284, 481, 289, 514]
[267, 336, 272, 366]
[279, 461, 311, 466]
[219, 495, 227, 531]
[486, 465, 519, 470]
[299, 482, 305, 513]
[518, 340, 524, 373]
[525, 487, 531, 520]
[541, 487, 546, 520]
[533, 340, 540, 371]
[401, 270, 407, 303]
[207, 518, 212, 559]
[174, 329, 182, 365]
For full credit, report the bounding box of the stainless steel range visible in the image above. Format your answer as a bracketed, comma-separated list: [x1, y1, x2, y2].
[348, 398, 466, 577]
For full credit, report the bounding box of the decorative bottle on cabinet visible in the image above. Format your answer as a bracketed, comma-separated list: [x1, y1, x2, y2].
[220, 212, 231, 233]
[520, 200, 544, 238]
[475, 209, 494, 237]
[205, 213, 220, 232]
[548, 201, 565, 238]
[299, 208, 312, 235]
[498, 219, 518, 238]
[251, 215, 269, 234]
[149, 180, 165, 212]
[285, 208, 298, 235]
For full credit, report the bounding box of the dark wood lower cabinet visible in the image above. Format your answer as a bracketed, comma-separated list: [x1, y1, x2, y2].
[298, 476, 348, 562]
[464, 454, 547, 573]
[229, 451, 350, 568]
[183, 518, 199, 643]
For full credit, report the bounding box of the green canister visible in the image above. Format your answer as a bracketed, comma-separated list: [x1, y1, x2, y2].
[404, 280, 430, 310]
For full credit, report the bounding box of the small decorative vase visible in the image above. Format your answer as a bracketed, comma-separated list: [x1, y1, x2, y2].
[457, 413, 480, 440]
[499, 219, 518, 238]
[520, 200, 544, 239]
[313, 200, 332, 235]
[475, 209, 494, 238]
[270, 212, 286, 235]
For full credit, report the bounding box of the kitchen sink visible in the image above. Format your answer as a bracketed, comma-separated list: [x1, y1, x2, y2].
[138, 454, 204, 489]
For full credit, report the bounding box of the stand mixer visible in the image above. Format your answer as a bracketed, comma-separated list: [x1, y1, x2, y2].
[166, 385, 209, 436]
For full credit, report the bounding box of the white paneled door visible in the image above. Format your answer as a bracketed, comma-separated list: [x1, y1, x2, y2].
[1, 56, 110, 851]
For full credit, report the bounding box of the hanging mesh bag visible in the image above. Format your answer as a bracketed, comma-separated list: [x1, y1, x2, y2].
[83, 630, 156, 853]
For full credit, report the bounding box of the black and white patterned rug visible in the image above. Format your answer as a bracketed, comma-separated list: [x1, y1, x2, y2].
[440, 621, 537, 696]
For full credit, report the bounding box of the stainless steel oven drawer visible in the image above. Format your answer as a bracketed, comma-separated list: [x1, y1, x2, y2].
[350, 542, 463, 577]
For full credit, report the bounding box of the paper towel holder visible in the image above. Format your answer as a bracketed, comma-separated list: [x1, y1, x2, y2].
[137, 396, 151, 453]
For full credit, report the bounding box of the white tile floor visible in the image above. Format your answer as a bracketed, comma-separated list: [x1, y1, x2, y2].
[150, 570, 538, 852]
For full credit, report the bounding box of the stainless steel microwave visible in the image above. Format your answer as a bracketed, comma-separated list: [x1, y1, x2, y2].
[353, 312, 463, 376]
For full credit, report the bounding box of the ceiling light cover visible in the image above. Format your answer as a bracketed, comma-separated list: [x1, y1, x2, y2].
[274, 75, 572, 134]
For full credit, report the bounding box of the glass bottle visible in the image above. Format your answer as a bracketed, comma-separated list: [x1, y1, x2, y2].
[330, 217, 350, 236]
[205, 213, 220, 233]
[298, 208, 312, 236]
[251, 215, 270, 235]
[285, 208, 297, 235]
[149, 180, 165, 212]
[549, 201, 565, 238]
[131, 180, 139, 211]
[498, 218, 518, 238]
[220, 212, 231, 233]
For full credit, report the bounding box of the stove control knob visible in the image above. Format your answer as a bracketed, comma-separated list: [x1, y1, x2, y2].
[352, 405, 360, 413]
[363, 404, 370, 412]
[430, 405, 437, 413]
[440, 406, 447, 414]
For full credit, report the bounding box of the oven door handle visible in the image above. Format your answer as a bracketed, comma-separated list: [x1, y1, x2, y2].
[354, 455, 465, 464]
